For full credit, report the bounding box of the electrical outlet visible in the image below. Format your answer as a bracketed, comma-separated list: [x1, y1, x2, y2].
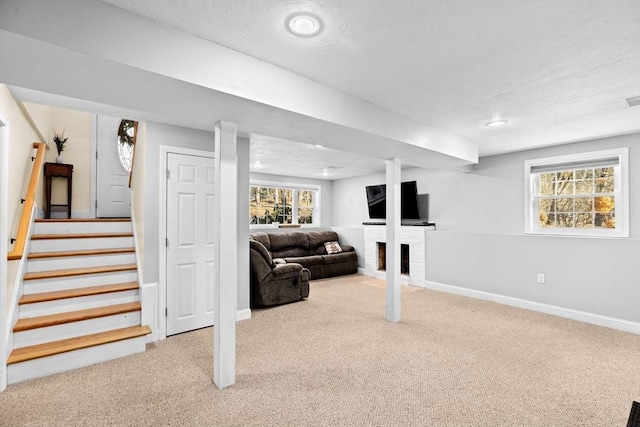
[537, 273, 545, 284]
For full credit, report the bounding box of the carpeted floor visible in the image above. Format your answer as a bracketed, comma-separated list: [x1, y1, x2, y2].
[1, 275, 639, 426]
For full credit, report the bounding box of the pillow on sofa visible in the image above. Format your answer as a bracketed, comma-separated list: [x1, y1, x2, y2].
[324, 241, 343, 254]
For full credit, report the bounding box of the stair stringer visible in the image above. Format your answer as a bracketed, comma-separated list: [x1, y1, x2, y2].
[3, 204, 36, 386]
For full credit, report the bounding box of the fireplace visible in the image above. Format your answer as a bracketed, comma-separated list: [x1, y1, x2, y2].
[377, 242, 410, 275]
[364, 226, 429, 287]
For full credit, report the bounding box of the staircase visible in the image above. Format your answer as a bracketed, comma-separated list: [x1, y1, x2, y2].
[7, 219, 151, 384]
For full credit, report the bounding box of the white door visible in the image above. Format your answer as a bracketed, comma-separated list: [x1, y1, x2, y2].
[96, 115, 131, 218]
[166, 152, 216, 336]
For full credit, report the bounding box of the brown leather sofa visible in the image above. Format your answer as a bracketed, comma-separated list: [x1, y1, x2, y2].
[249, 230, 358, 306]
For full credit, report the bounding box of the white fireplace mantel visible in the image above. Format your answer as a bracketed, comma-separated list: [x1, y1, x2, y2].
[363, 225, 433, 287]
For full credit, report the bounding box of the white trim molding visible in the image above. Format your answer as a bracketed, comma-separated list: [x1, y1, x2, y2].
[425, 280, 640, 335]
[524, 147, 629, 238]
[236, 309, 252, 322]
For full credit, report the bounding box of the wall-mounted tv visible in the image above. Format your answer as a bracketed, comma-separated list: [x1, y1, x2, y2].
[365, 181, 422, 220]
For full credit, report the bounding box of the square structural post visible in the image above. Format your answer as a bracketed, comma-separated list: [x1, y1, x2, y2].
[213, 121, 238, 389]
[386, 158, 401, 322]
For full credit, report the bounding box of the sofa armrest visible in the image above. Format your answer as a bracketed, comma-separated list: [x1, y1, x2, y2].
[341, 245, 354, 252]
[272, 263, 303, 277]
[273, 258, 286, 265]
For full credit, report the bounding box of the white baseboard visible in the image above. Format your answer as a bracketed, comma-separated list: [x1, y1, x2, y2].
[357, 267, 365, 275]
[140, 282, 159, 343]
[424, 280, 640, 335]
[236, 309, 252, 322]
[140, 279, 251, 343]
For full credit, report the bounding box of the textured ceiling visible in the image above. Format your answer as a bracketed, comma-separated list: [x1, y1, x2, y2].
[250, 135, 385, 179]
[103, 0, 640, 159]
[10, 1, 639, 180]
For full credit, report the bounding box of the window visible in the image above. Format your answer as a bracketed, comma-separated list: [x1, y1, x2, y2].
[524, 148, 629, 237]
[117, 119, 137, 173]
[249, 182, 319, 226]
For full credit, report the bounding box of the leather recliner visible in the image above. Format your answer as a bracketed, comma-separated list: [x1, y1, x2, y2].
[249, 239, 310, 307]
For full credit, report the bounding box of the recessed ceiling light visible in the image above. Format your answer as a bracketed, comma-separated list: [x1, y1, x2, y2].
[313, 144, 324, 148]
[287, 13, 322, 37]
[486, 120, 508, 128]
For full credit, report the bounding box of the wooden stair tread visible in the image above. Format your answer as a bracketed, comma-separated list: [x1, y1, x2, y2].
[8, 325, 151, 364]
[35, 218, 131, 223]
[23, 263, 137, 281]
[13, 302, 142, 332]
[19, 282, 139, 305]
[28, 247, 135, 259]
[31, 232, 133, 240]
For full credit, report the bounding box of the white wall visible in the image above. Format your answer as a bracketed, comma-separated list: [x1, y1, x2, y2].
[143, 122, 251, 317]
[331, 133, 640, 325]
[143, 122, 214, 283]
[0, 85, 41, 316]
[20, 102, 93, 216]
[47, 107, 92, 214]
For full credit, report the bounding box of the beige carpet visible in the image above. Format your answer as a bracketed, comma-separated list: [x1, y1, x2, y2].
[1, 275, 638, 426]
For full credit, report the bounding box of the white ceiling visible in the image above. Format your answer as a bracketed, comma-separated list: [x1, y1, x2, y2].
[102, 0, 640, 159]
[4, 1, 639, 180]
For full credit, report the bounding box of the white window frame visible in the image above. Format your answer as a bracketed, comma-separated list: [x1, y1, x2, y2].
[249, 180, 321, 229]
[524, 147, 629, 238]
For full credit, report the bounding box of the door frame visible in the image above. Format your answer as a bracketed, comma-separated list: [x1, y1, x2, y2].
[158, 145, 214, 340]
[0, 114, 8, 392]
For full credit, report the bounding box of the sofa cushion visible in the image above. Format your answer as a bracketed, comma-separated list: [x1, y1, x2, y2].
[284, 255, 323, 266]
[272, 247, 310, 258]
[324, 241, 343, 254]
[307, 231, 338, 249]
[249, 240, 275, 268]
[269, 232, 309, 252]
[250, 232, 271, 250]
[321, 251, 358, 265]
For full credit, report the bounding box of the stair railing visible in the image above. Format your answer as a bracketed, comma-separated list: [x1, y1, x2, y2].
[7, 142, 46, 261]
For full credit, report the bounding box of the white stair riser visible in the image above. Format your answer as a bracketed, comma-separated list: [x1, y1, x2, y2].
[30, 236, 134, 252]
[33, 222, 132, 234]
[14, 311, 141, 347]
[20, 290, 139, 317]
[8, 335, 147, 384]
[27, 253, 136, 272]
[24, 271, 138, 293]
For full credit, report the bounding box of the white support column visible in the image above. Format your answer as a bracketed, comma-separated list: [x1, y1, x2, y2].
[213, 121, 238, 389]
[385, 158, 401, 322]
[236, 137, 250, 317]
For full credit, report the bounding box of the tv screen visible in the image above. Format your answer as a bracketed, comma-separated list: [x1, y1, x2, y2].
[365, 181, 421, 220]
[365, 184, 386, 219]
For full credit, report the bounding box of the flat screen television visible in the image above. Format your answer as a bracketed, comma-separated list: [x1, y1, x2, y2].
[365, 181, 422, 220]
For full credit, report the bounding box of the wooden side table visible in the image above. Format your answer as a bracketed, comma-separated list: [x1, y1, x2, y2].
[44, 162, 73, 219]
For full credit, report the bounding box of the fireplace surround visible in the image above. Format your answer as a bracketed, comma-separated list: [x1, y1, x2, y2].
[364, 226, 431, 287]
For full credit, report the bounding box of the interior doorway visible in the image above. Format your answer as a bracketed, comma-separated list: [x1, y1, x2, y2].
[165, 152, 216, 336]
